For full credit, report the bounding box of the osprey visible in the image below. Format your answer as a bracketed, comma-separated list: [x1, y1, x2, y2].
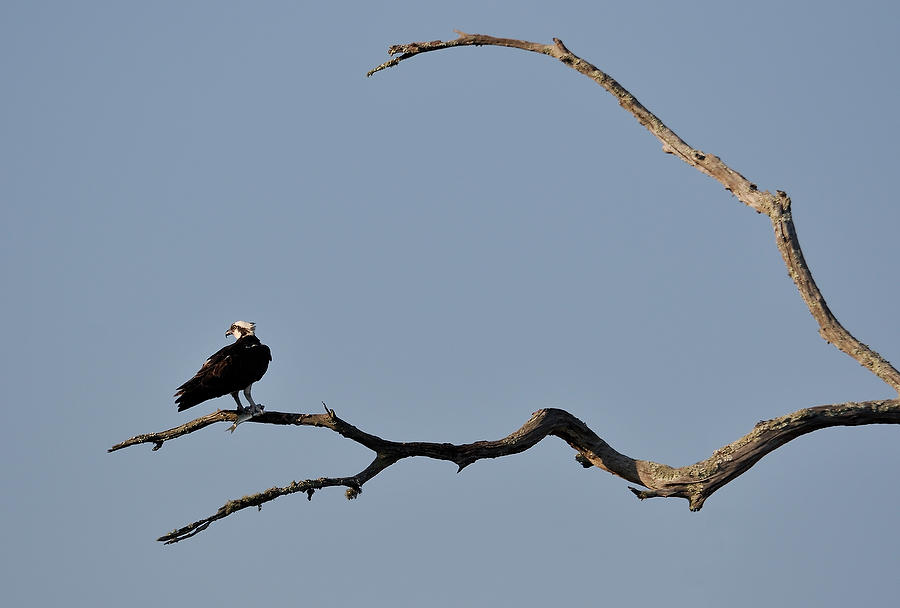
[174, 321, 272, 416]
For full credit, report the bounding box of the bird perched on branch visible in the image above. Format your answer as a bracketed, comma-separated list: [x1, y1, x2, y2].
[174, 321, 272, 421]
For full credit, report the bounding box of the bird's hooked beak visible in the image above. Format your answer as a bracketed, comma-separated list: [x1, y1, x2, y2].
[225, 329, 233, 338]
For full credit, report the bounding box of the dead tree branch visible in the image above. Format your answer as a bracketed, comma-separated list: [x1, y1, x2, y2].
[369, 31, 900, 394]
[117, 400, 900, 543]
[112, 32, 900, 543]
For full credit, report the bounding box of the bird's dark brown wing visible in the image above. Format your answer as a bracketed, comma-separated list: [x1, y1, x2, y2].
[174, 343, 238, 411]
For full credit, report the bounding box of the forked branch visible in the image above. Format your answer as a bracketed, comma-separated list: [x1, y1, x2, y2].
[112, 32, 899, 543]
[115, 399, 900, 543]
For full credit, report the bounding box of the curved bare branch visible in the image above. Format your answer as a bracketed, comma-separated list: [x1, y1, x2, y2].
[369, 31, 900, 394]
[119, 399, 900, 543]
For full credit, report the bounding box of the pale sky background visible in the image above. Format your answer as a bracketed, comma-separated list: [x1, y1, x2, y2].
[3, 1, 898, 606]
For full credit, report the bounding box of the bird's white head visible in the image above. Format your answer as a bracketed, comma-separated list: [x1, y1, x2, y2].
[226, 320, 256, 339]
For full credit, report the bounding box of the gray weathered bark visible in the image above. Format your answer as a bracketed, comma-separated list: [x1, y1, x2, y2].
[111, 32, 900, 544]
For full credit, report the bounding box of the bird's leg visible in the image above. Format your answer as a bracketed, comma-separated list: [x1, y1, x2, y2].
[244, 386, 264, 417]
[226, 391, 253, 433]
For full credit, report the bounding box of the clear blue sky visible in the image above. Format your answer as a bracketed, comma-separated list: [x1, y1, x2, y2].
[3, 1, 898, 606]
